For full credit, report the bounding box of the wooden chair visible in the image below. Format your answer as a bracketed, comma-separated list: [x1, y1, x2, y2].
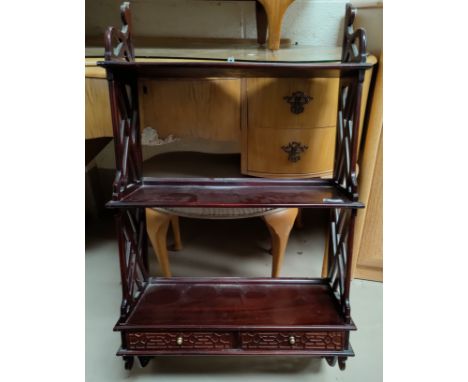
[146, 207, 298, 277]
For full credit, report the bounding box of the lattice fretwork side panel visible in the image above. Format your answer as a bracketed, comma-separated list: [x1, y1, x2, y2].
[341, 3, 367, 64]
[108, 77, 142, 200]
[327, 208, 356, 323]
[104, 2, 135, 62]
[333, 77, 363, 199]
[116, 208, 148, 319]
[334, 3, 367, 200]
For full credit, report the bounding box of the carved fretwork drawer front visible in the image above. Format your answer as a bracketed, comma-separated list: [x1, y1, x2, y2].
[126, 332, 234, 351]
[240, 331, 345, 351]
[246, 78, 339, 129]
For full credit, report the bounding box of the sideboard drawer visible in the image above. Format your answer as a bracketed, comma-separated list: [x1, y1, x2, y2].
[240, 331, 345, 351]
[126, 332, 235, 351]
[247, 126, 335, 178]
[246, 78, 339, 129]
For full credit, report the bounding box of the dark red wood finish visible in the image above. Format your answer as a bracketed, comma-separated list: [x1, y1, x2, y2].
[106, 178, 364, 209]
[102, 1, 369, 372]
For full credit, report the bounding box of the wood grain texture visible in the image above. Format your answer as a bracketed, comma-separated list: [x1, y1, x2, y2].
[139, 79, 241, 142]
[246, 78, 339, 129]
[116, 278, 355, 329]
[352, 54, 383, 281]
[247, 126, 335, 177]
[85, 77, 113, 139]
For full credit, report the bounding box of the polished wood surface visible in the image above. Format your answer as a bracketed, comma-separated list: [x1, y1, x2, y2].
[247, 78, 339, 129]
[246, 126, 335, 177]
[116, 278, 355, 329]
[98, 60, 372, 79]
[106, 178, 365, 209]
[139, 79, 241, 142]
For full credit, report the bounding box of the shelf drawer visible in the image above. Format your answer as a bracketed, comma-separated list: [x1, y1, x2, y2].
[246, 126, 335, 178]
[246, 78, 339, 129]
[240, 331, 345, 351]
[126, 331, 235, 351]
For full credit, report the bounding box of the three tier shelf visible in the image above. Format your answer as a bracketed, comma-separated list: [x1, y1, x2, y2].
[99, 2, 371, 371]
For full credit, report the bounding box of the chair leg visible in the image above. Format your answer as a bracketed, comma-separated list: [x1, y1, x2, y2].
[145, 209, 172, 277]
[257, 0, 295, 50]
[170, 216, 183, 251]
[262, 208, 298, 277]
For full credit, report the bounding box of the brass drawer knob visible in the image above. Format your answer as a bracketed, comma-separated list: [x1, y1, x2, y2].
[289, 336, 296, 345]
[281, 141, 309, 162]
[176, 336, 183, 346]
[284, 91, 313, 114]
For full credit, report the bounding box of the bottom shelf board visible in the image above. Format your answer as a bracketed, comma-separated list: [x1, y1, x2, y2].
[115, 278, 355, 331]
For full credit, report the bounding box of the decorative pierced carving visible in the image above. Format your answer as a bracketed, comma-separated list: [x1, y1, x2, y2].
[127, 332, 234, 350]
[117, 208, 148, 319]
[281, 141, 309, 162]
[341, 4, 367, 63]
[105, 2, 135, 62]
[108, 77, 142, 200]
[333, 77, 363, 200]
[240, 332, 344, 351]
[283, 91, 313, 114]
[327, 208, 356, 323]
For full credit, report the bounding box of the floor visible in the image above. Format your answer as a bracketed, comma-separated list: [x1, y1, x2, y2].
[86, 209, 382, 382]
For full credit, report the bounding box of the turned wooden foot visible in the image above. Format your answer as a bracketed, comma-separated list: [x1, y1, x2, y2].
[123, 356, 134, 370]
[338, 357, 347, 370]
[325, 356, 337, 367]
[146, 208, 172, 277]
[257, 0, 296, 50]
[138, 356, 152, 368]
[262, 208, 298, 277]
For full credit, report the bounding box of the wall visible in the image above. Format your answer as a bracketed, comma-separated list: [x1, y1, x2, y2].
[86, 0, 382, 54]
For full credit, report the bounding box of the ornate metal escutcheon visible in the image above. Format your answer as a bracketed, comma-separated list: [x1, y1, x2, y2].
[281, 141, 309, 162]
[284, 91, 313, 114]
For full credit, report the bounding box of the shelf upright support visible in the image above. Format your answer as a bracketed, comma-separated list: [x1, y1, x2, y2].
[326, 4, 367, 368]
[104, 2, 149, 320]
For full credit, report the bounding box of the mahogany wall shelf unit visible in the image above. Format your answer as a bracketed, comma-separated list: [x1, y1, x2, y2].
[100, 2, 370, 372]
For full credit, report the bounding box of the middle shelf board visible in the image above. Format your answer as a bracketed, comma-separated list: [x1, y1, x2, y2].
[106, 178, 364, 209]
[115, 277, 356, 331]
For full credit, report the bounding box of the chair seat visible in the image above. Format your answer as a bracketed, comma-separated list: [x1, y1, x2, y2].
[153, 207, 287, 220]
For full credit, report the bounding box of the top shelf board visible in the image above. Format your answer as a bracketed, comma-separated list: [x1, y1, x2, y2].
[98, 59, 373, 79]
